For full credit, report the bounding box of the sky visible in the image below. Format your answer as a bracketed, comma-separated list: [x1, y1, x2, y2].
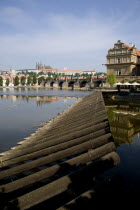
[0, 0, 140, 72]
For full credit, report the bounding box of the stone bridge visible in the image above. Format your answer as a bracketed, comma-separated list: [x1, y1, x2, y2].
[42, 78, 106, 89]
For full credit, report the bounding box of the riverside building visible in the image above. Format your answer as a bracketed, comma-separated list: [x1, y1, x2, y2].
[106, 40, 140, 82]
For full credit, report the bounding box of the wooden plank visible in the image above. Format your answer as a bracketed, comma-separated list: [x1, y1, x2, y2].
[10, 152, 120, 210]
[0, 127, 110, 168]
[57, 189, 95, 210]
[0, 133, 112, 179]
[0, 120, 109, 162]
[0, 142, 116, 193]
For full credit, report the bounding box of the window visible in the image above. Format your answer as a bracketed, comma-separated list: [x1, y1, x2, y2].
[110, 59, 115, 64]
[122, 57, 126, 63]
[116, 70, 121, 75]
[110, 51, 115, 55]
[122, 50, 127, 54]
[127, 57, 131, 62]
[117, 58, 121, 63]
[116, 50, 122, 54]
[109, 51, 114, 55]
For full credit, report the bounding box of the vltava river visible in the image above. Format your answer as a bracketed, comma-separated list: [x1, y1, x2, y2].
[104, 100, 140, 194]
[1, 87, 140, 196]
[0, 88, 90, 152]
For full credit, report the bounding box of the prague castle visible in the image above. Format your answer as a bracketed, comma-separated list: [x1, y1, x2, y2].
[106, 40, 140, 81]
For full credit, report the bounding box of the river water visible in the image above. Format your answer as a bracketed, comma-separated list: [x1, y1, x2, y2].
[103, 101, 140, 195]
[0, 87, 140, 197]
[0, 87, 90, 152]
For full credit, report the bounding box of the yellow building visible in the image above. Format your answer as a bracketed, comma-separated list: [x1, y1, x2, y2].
[106, 40, 140, 82]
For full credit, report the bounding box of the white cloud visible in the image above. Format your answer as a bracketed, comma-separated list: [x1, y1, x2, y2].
[0, 6, 35, 29]
[0, 5, 139, 71]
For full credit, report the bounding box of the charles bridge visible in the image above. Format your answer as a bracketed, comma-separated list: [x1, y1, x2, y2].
[42, 78, 106, 89]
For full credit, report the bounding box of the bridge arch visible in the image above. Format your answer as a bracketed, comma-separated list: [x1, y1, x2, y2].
[68, 81, 75, 89]
[80, 80, 88, 88]
[59, 80, 65, 89]
[50, 81, 55, 87]
[93, 79, 105, 87]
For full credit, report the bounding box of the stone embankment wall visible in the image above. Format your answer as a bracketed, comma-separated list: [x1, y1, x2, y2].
[102, 91, 140, 105]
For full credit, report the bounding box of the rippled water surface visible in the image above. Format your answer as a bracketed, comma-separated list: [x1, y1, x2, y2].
[0, 88, 90, 152]
[1, 88, 140, 196]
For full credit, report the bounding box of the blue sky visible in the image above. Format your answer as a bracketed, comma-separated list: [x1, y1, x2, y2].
[0, 0, 140, 71]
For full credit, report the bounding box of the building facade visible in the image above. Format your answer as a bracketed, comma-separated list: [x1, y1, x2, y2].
[106, 40, 140, 81]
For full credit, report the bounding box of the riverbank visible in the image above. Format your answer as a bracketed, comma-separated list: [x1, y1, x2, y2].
[102, 91, 140, 105]
[0, 85, 91, 91]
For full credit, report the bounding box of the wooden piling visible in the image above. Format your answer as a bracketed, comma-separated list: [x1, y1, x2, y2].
[0, 92, 120, 210]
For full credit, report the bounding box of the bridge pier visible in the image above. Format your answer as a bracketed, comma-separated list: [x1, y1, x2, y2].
[52, 82, 59, 88]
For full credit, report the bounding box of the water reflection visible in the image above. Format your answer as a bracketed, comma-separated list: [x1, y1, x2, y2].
[0, 95, 77, 152]
[0, 87, 90, 97]
[102, 101, 140, 194]
[106, 103, 140, 146]
[0, 94, 79, 108]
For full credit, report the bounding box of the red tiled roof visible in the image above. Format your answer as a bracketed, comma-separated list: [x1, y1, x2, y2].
[123, 44, 140, 56]
[83, 70, 96, 72]
[136, 49, 140, 56]
[41, 69, 57, 71]
[59, 70, 83, 72]
[123, 44, 133, 50]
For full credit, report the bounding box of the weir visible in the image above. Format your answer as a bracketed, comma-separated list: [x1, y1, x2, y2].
[0, 92, 120, 209]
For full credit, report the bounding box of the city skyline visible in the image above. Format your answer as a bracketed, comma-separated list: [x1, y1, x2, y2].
[0, 0, 140, 71]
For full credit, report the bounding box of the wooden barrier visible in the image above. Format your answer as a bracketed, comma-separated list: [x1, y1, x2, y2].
[0, 92, 120, 210]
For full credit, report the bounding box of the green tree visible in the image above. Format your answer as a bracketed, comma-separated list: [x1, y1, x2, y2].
[14, 76, 19, 86]
[95, 72, 106, 76]
[38, 76, 45, 85]
[28, 72, 37, 77]
[33, 76, 37, 85]
[53, 73, 58, 80]
[106, 72, 116, 87]
[38, 71, 45, 76]
[21, 76, 26, 85]
[47, 72, 52, 77]
[27, 76, 32, 85]
[75, 73, 80, 78]
[0, 76, 3, 86]
[6, 78, 10, 86]
[47, 76, 52, 80]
